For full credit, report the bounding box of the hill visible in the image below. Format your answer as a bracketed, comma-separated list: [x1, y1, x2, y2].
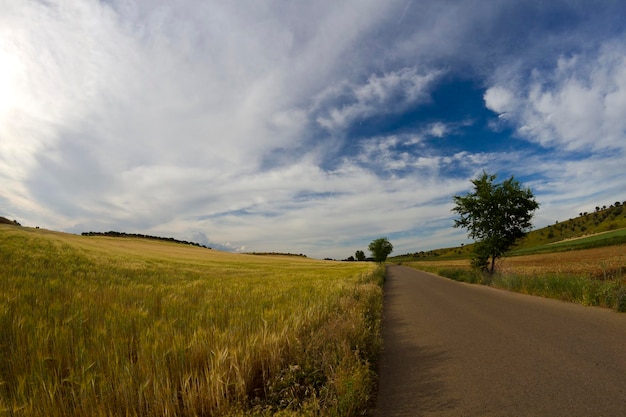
[391, 200, 626, 261]
[0, 224, 381, 415]
[0, 216, 21, 226]
[514, 201, 626, 249]
[81, 230, 211, 249]
[391, 203, 626, 312]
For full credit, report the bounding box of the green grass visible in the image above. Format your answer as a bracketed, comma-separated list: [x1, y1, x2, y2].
[406, 262, 626, 312]
[390, 203, 626, 262]
[489, 272, 626, 310]
[514, 204, 626, 249]
[392, 204, 626, 312]
[0, 225, 383, 416]
[508, 228, 626, 256]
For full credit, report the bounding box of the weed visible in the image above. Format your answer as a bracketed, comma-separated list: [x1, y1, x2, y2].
[615, 286, 626, 313]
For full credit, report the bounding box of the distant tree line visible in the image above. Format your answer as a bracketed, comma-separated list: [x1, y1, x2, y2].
[0, 216, 21, 226]
[342, 255, 373, 262]
[81, 231, 211, 249]
[394, 249, 447, 259]
[545, 201, 625, 239]
[248, 252, 307, 257]
[343, 238, 393, 263]
[343, 249, 370, 262]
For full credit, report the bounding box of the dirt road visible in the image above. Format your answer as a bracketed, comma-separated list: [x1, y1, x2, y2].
[374, 265, 626, 416]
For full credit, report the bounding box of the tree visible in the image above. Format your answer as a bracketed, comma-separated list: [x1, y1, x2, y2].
[368, 238, 393, 263]
[452, 172, 539, 274]
[355, 250, 366, 261]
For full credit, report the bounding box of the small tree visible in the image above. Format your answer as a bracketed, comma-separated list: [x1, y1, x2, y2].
[368, 238, 393, 263]
[355, 250, 366, 261]
[452, 172, 539, 274]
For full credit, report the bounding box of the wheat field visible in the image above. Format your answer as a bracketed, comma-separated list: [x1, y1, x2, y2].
[0, 225, 382, 416]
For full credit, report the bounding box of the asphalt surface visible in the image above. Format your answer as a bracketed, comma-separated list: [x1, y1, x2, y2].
[374, 265, 626, 417]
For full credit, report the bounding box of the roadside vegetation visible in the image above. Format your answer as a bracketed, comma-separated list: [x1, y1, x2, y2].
[452, 172, 539, 274]
[402, 245, 626, 312]
[392, 203, 626, 312]
[508, 228, 626, 256]
[393, 201, 626, 262]
[0, 225, 383, 416]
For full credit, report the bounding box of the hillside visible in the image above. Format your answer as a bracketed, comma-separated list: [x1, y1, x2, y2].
[391, 201, 626, 261]
[82, 230, 211, 249]
[515, 201, 626, 248]
[0, 216, 21, 226]
[0, 224, 381, 416]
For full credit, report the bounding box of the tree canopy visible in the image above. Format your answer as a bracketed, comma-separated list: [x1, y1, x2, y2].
[452, 172, 539, 274]
[368, 237, 393, 263]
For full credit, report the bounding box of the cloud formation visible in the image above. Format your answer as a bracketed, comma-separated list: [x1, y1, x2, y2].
[1, 0, 625, 258]
[316, 68, 441, 131]
[485, 40, 626, 152]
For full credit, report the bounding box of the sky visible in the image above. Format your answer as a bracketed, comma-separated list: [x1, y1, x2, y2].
[1, 0, 625, 259]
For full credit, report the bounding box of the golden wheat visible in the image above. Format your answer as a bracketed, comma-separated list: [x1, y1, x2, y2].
[0, 225, 382, 416]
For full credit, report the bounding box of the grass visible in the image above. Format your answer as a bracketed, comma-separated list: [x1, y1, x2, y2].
[508, 228, 626, 256]
[401, 245, 626, 312]
[389, 204, 626, 311]
[390, 203, 626, 262]
[514, 204, 626, 249]
[0, 225, 383, 416]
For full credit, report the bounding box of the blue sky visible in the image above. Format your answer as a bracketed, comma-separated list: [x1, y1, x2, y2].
[1, 0, 625, 259]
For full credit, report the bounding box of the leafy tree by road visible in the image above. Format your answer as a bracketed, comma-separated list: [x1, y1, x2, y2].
[355, 250, 366, 261]
[368, 238, 393, 263]
[452, 172, 539, 274]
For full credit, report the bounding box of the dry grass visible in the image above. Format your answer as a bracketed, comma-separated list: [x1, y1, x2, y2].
[500, 246, 625, 279]
[404, 245, 625, 278]
[0, 225, 383, 416]
[401, 245, 626, 311]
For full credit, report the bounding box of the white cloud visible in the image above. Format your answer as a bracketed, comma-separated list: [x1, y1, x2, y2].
[489, 41, 626, 152]
[484, 86, 516, 115]
[189, 167, 471, 258]
[316, 68, 441, 131]
[352, 130, 510, 180]
[1, 1, 625, 259]
[482, 40, 626, 235]
[428, 122, 448, 138]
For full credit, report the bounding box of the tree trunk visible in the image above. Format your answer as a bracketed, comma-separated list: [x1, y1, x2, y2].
[489, 256, 496, 275]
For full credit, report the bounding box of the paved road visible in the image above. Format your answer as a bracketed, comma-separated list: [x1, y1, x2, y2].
[374, 265, 626, 416]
